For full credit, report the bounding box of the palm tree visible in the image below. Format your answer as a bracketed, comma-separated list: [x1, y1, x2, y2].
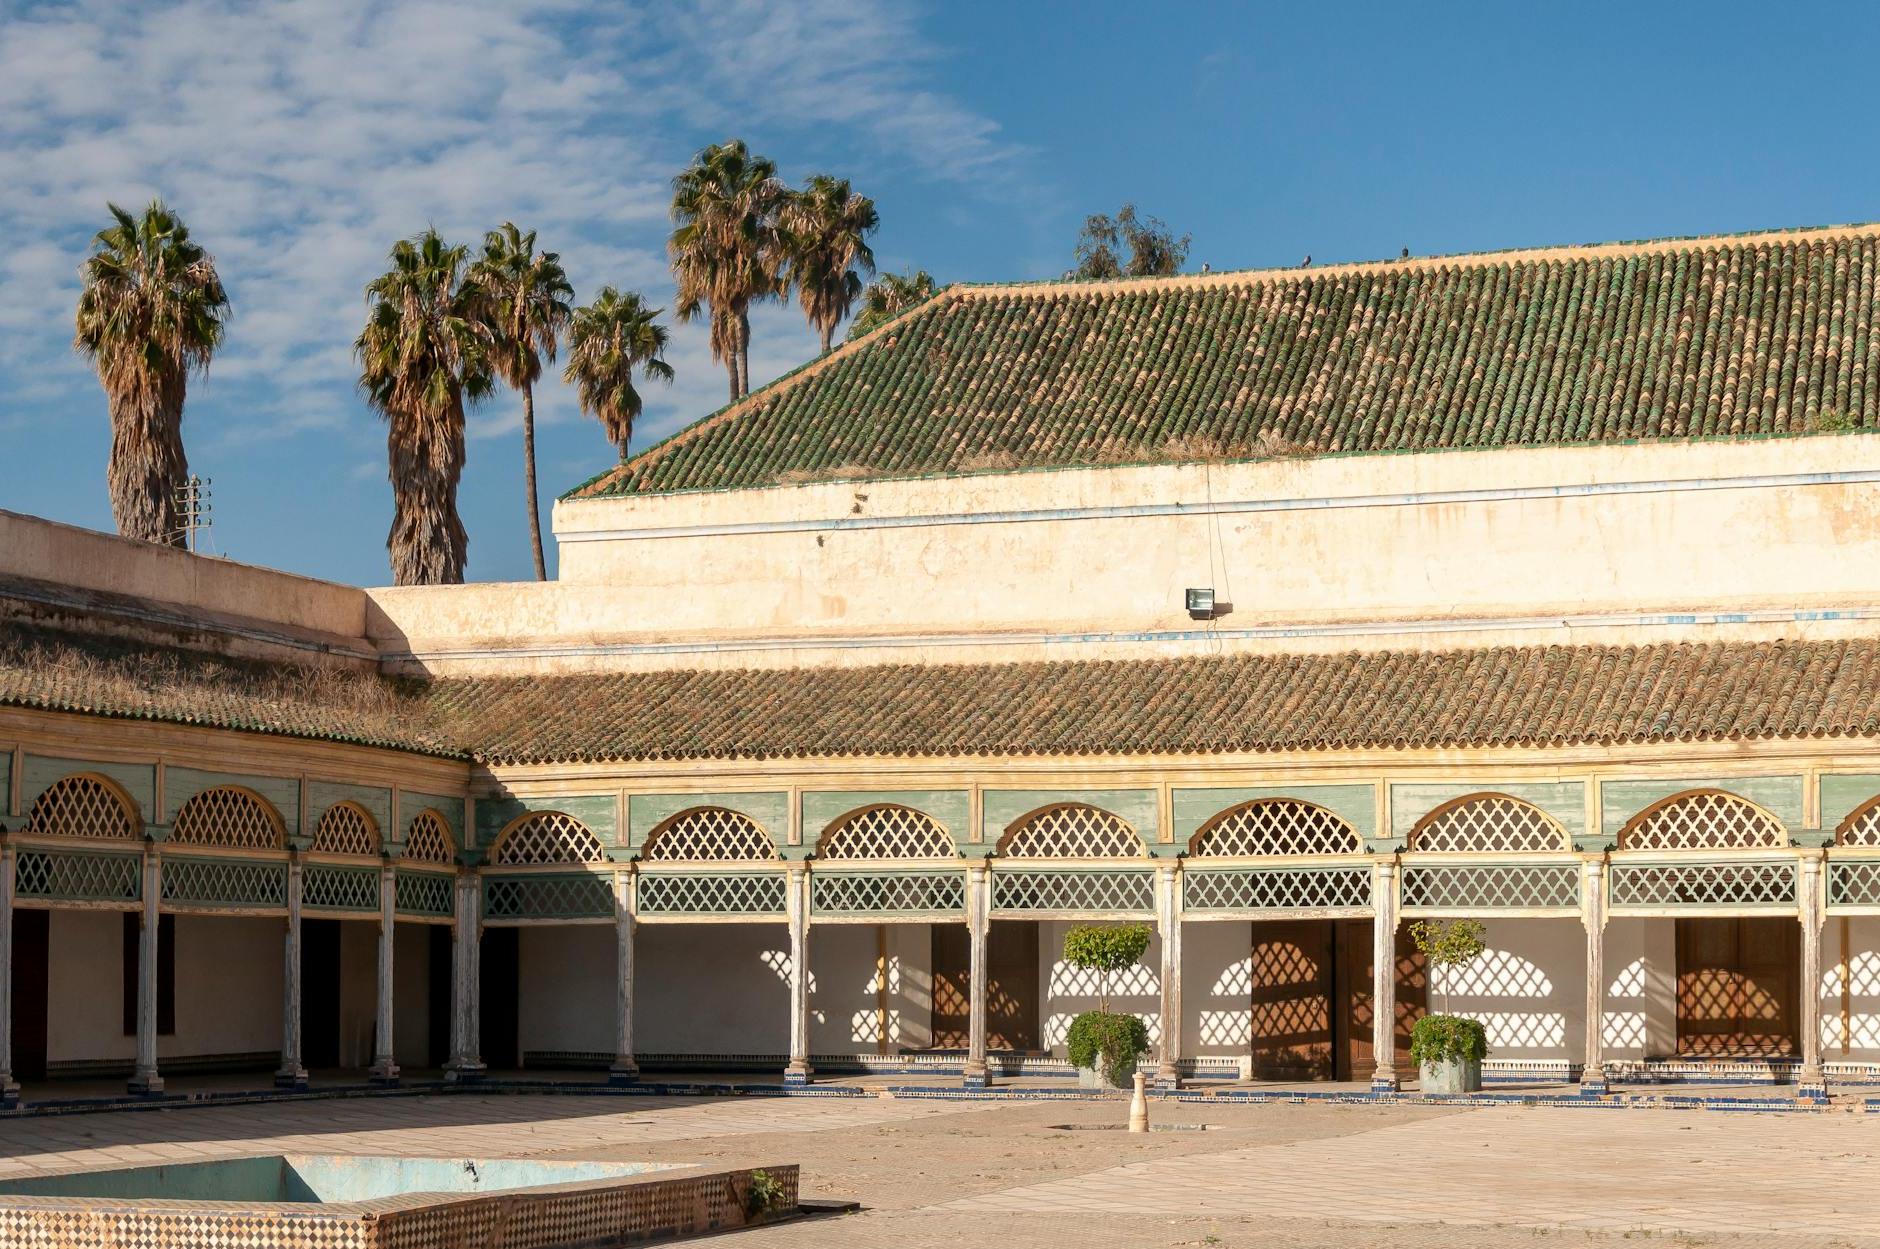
[669, 139, 786, 402]
[470, 223, 572, 581]
[847, 268, 938, 340]
[563, 287, 675, 460]
[782, 175, 878, 353]
[354, 229, 492, 586]
[73, 200, 229, 546]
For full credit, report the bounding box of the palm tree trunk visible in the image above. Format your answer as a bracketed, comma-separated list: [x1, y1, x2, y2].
[522, 381, 546, 581]
[725, 353, 740, 402]
[820, 321, 834, 355]
[107, 382, 188, 547]
[737, 309, 752, 398]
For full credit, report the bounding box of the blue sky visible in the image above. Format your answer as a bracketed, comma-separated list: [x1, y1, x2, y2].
[4, 0, 1878, 585]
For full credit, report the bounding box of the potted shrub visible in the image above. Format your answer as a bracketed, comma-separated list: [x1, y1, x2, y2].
[1061, 922, 1152, 1089]
[1407, 918, 1489, 1094]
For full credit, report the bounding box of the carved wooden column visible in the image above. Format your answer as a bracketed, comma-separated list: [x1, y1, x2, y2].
[370, 862, 399, 1085]
[445, 869, 484, 1082]
[963, 860, 990, 1088]
[129, 846, 164, 1095]
[1580, 856, 1608, 1096]
[0, 838, 16, 1108]
[1799, 850, 1827, 1099]
[784, 862, 813, 1086]
[276, 856, 307, 1089]
[610, 867, 638, 1085]
[1154, 861, 1183, 1089]
[1369, 858, 1400, 1094]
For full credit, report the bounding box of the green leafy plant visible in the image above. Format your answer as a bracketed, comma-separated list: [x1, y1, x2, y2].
[1408, 918, 1486, 1017]
[1062, 922, 1152, 1012]
[1066, 1009, 1150, 1081]
[1409, 1014, 1489, 1065]
[1814, 408, 1854, 433]
[744, 1168, 785, 1219]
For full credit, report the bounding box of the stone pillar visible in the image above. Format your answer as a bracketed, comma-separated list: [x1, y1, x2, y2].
[1799, 850, 1827, 1099]
[610, 868, 638, 1085]
[445, 869, 484, 1082]
[1155, 861, 1183, 1089]
[1580, 856, 1608, 1096]
[1370, 859, 1399, 1094]
[129, 847, 164, 1095]
[963, 860, 990, 1088]
[784, 863, 813, 1086]
[370, 863, 399, 1085]
[0, 839, 17, 1108]
[276, 857, 307, 1089]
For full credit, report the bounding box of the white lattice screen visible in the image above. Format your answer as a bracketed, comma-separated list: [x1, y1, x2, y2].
[1620, 791, 1787, 851]
[1189, 800, 1360, 856]
[23, 774, 138, 840]
[998, 805, 1142, 857]
[311, 803, 379, 856]
[641, 808, 777, 861]
[1411, 795, 1569, 853]
[404, 810, 455, 864]
[818, 806, 956, 859]
[170, 787, 283, 850]
[1838, 801, 1880, 847]
[493, 812, 606, 865]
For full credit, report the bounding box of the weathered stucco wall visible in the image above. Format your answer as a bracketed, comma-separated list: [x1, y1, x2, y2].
[363, 434, 1880, 674]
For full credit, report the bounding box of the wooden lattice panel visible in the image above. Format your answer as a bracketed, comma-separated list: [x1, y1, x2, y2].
[303, 864, 381, 912]
[395, 869, 456, 917]
[404, 810, 456, 864]
[811, 871, 965, 914]
[637, 871, 787, 915]
[15, 848, 142, 904]
[1829, 861, 1880, 907]
[311, 802, 379, 856]
[1608, 860, 1795, 908]
[23, 774, 138, 840]
[484, 873, 614, 920]
[818, 806, 956, 859]
[493, 811, 605, 865]
[641, 808, 777, 861]
[998, 804, 1142, 857]
[1402, 863, 1579, 909]
[1411, 794, 1569, 853]
[1189, 800, 1360, 856]
[1838, 801, 1880, 847]
[991, 869, 1154, 913]
[169, 787, 283, 850]
[1183, 866, 1371, 912]
[1620, 791, 1787, 851]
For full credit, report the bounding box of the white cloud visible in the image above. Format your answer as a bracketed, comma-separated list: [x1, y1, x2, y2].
[0, 0, 1033, 576]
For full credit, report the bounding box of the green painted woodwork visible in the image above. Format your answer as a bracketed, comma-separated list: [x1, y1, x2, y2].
[402, 792, 466, 850]
[394, 869, 455, 917]
[810, 869, 965, 915]
[1599, 775, 1803, 841]
[1174, 784, 1376, 847]
[302, 863, 381, 912]
[800, 790, 970, 848]
[0, 750, 10, 818]
[482, 872, 614, 921]
[306, 781, 391, 845]
[982, 788, 1162, 854]
[627, 791, 789, 850]
[15, 847, 143, 904]
[21, 755, 155, 823]
[160, 855, 288, 910]
[164, 766, 298, 833]
[1390, 781, 1586, 845]
[477, 793, 618, 849]
[1821, 775, 1880, 838]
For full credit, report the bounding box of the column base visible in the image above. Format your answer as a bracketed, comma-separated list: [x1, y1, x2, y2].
[1798, 1066, 1829, 1102]
[1153, 1063, 1182, 1091]
[782, 1061, 813, 1088]
[0, 1077, 18, 1110]
[274, 1067, 309, 1091]
[1578, 1073, 1610, 1098]
[444, 1060, 486, 1085]
[1369, 1070, 1400, 1096]
[128, 1070, 164, 1096]
[961, 1060, 989, 1090]
[608, 1059, 640, 1087]
[369, 1061, 400, 1088]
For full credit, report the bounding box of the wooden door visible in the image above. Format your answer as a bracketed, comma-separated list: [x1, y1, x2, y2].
[302, 918, 342, 1069]
[12, 910, 48, 1082]
[1676, 917, 1797, 1056]
[480, 926, 520, 1069]
[1336, 921, 1427, 1081]
[1248, 920, 1335, 1079]
[929, 921, 1039, 1051]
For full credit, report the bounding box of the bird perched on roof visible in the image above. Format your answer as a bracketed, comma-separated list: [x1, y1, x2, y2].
[1200, 262, 1211, 273]
[1300, 254, 1312, 267]
[1401, 247, 1410, 259]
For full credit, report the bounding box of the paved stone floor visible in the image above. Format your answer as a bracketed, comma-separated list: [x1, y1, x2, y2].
[5, 1093, 1880, 1246]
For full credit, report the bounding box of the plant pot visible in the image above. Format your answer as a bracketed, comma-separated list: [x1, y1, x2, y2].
[1075, 1057, 1137, 1090]
[1419, 1056, 1482, 1094]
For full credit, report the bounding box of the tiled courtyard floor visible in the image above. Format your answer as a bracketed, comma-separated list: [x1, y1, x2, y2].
[4, 1093, 1880, 1246]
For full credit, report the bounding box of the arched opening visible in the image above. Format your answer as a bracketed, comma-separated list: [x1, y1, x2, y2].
[1188, 799, 1360, 857]
[817, 805, 956, 859]
[21, 773, 141, 840]
[639, 807, 777, 861]
[1409, 794, 1571, 854]
[310, 801, 380, 857]
[996, 803, 1143, 858]
[169, 785, 284, 850]
[1618, 789, 1788, 852]
[490, 811, 606, 866]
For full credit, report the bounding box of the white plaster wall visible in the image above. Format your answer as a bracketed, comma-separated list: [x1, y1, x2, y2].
[637, 924, 790, 1055]
[1820, 916, 1880, 1062]
[45, 910, 132, 1064]
[1183, 921, 1251, 1057]
[391, 924, 432, 1069]
[1601, 917, 1677, 1059]
[1431, 918, 1582, 1062]
[168, 915, 282, 1059]
[887, 925, 935, 1050]
[336, 921, 377, 1068]
[517, 924, 615, 1058]
[1038, 920, 1162, 1054]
